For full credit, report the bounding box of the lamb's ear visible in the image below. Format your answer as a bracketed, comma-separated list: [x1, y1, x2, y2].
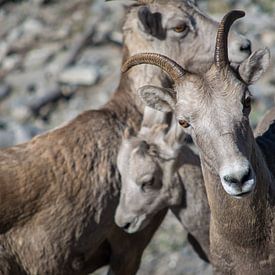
[138, 85, 176, 112]
[238, 48, 270, 85]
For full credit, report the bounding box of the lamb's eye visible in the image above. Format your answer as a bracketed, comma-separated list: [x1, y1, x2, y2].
[141, 177, 154, 192]
[173, 24, 187, 33]
[178, 119, 190, 128]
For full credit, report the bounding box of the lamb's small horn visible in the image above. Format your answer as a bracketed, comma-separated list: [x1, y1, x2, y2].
[122, 53, 186, 83]
[215, 10, 245, 69]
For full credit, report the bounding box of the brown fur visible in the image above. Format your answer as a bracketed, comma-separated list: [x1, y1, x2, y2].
[0, 2, 252, 274]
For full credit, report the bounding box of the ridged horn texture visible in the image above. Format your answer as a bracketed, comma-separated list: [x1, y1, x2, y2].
[215, 10, 245, 69]
[122, 53, 186, 83]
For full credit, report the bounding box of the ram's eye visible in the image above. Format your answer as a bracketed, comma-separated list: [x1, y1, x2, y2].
[141, 177, 154, 192]
[243, 96, 251, 108]
[173, 24, 187, 33]
[178, 119, 190, 128]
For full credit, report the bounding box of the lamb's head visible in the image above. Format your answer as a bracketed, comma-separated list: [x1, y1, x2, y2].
[123, 0, 251, 73]
[115, 120, 184, 233]
[122, 10, 271, 199]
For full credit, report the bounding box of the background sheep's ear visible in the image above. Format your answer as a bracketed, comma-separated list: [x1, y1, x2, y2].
[238, 48, 270, 85]
[138, 85, 176, 112]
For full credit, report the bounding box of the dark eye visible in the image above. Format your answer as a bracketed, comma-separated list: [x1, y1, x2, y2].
[173, 24, 187, 33]
[178, 119, 190, 128]
[141, 177, 154, 192]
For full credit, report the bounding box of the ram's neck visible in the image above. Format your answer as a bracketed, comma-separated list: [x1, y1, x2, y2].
[201, 139, 272, 247]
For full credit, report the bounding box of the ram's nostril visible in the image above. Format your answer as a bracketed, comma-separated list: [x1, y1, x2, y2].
[122, 222, 131, 230]
[223, 175, 239, 184]
[240, 40, 251, 53]
[223, 168, 252, 186]
[241, 168, 251, 184]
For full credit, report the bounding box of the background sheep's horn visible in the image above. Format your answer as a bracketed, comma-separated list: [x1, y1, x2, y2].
[122, 53, 186, 83]
[215, 10, 245, 69]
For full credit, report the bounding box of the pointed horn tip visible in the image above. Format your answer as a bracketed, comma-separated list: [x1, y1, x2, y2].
[223, 10, 245, 21]
[215, 10, 246, 68]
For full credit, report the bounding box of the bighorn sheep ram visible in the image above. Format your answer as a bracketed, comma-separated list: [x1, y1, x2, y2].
[0, 1, 252, 273]
[115, 107, 210, 261]
[121, 10, 275, 274]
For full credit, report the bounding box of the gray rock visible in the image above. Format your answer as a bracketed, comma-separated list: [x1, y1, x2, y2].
[24, 44, 60, 69]
[11, 124, 32, 145]
[59, 66, 100, 86]
[10, 102, 32, 122]
[0, 41, 8, 62]
[108, 31, 123, 45]
[2, 54, 21, 71]
[0, 84, 11, 100]
[0, 129, 15, 148]
[22, 18, 44, 36]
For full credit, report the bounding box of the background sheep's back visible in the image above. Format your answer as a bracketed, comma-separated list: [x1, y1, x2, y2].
[0, 0, 274, 274]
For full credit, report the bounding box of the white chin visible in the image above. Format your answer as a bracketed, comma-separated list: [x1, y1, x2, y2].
[220, 179, 256, 198]
[125, 214, 149, 233]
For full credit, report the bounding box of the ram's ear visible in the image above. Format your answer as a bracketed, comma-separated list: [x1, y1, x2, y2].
[238, 48, 270, 85]
[138, 85, 176, 112]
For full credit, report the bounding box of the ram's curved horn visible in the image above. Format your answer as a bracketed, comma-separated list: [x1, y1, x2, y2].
[122, 53, 186, 83]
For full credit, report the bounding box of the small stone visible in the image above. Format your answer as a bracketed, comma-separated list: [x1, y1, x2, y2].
[22, 19, 44, 36]
[0, 42, 8, 62]
[24, 44, 59, 69]
[108, 31, 123, 45]
[2, 54, 20, 71]
[261, 31, 275, 47]
[59, 66, 100, 86]
[11, 104, 31, 122]
[0, 84, 11, 101]
[0, 130, 15, 148]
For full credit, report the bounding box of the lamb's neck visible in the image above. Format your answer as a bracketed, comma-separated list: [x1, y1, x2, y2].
[201, 141, 272, 245]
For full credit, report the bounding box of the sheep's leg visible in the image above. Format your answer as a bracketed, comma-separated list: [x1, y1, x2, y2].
[107, 209, 167, 275]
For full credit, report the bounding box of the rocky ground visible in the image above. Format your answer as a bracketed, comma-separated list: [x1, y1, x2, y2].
[0, 0, 274, 274]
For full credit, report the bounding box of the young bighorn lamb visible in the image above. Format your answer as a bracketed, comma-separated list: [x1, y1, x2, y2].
[115, 108, 210, 261]
[0, 1, 252, 274]
[121, 10, 275, 274]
